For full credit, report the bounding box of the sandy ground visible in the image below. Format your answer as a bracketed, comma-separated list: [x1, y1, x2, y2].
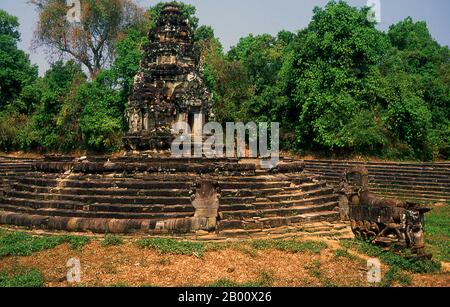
[1, 238, 448, 287]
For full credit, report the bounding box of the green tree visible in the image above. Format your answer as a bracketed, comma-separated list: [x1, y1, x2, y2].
[30, 0, 147, 78]
[29, 60, 87, 151]
[102, 26, 148, 115]
[383, 17, 450, 159]
[0, 10, 38, 109]
[79, 77, 123, 152]
[286, 1, 390, 153]
[213, 31, 294, 124]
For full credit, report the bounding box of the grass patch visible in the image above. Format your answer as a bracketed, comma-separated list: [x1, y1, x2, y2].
[60, 235, 90, 250]
[304, 260, 337, 287]
[380, 266, 412, 287]
[357, 241, 441, 274]
[208, 271, 275, 287]
[101, 235, 124, 247]
[342, 236, 441, 287]
[254, 271, 275, 287]
[108, 283, 129, 288]
[252, 239, 327, 254]
[137, 238, 205, 257]
[304, 260, 323, 279]
[208, 279, 240, 287]
[0, 269, 45, 287]
[222, 242, 258, 257]
[334, 248, 356, 260]
[158, 257, 171, 266]
[0, 231, 90, 259]
[340, 238, 358, 250]
[424, 205, 450, 262]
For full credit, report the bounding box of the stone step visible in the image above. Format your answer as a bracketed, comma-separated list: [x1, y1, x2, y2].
[266, 192, 305, 202]
[312, 163, 450, 170]
[317, 174, 450, 186]
[370, 187, 450, 198]
[5, 190, 260, 206]
[0, 168, 31, 172]
[12, 184, 192, 197]
[18, 171, 280, 181]
[226, 194, 339, 212]
[6, 190, 192, 205]
[309, 170, 450, 182]
[2, 195, 340, 216]
[259, 211, 340, 228]
[297, 181, 328, 191]
[218, 210, 340, 231]
[305, 164, 450, 173]
[11, 183, 293, 198]
[369, 182, 450, 193]
[33, 161, 258, 174]
[17, 177, 295, 190]
[261, 202, 339, 218]
[371, 191, 449, 201]
[86, 203, 196, 214]
[371, 194, 448, 203]
[15, 174, 310, 188]
[1, 191, 336, 212]
[266, 187, 334, 202]
[18, 177, 188, 189]
[308, 163, 449, 170]
[0, 202, 194, 220]
[0, 210, 150, 234]
[112, 156, 237, 164]
[1, 197, 197, 214]
[281, 176, 316, 185]
[280, 193, 339, 207]
[18, 171, 309, 183]
[305, 161, 450, 170]
[304, 159, 450, 166]
[220, 201, 338, 220]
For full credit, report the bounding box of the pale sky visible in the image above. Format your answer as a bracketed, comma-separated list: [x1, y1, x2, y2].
[1, 0, 449, 75]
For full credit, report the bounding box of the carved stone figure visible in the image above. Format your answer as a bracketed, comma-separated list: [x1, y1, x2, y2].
[337, 166, 432, 258]
[190, 180, 221, 229]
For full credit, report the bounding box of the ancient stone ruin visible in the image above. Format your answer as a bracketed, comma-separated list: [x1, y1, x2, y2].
[337, 166, 432, 258]
[0, 3, 344, 237]
[124, 3, 211, 151]
[0, 156, 341, 236]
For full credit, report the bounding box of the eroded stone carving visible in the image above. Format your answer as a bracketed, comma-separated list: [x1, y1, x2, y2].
[337, 166, 432, 258]
[190, 179, 221, 229]
[144, 179, 221, 234]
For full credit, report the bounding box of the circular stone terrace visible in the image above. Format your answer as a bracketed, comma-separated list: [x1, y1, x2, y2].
[0, 155, 343, 238]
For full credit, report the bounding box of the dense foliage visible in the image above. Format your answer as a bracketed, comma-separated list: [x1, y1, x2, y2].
[0, 1, 448, 160]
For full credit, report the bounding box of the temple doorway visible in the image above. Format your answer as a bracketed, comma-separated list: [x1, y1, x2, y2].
[188, 113, 195, 134]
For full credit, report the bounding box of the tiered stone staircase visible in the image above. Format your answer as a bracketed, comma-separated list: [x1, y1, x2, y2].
[0, 156, 340, 234]
[304, 160, 450, 203]
[0, 156, 35, 196]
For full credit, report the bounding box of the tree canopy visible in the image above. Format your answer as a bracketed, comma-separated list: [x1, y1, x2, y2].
[30, 0, 147, 78]
[0, 1, 448, 160]
[0, 10, 38, 110]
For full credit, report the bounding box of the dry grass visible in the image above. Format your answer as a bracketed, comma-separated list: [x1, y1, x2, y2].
[0, 235, 448, 287]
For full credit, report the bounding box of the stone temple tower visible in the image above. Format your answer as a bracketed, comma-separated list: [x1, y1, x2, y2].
[124, 3, 211, 150]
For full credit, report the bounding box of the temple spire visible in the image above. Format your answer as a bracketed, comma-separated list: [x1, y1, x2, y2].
[124, 3, 211, 151]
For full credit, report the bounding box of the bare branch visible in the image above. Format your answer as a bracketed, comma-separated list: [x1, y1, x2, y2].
[30, 0, 147, 78]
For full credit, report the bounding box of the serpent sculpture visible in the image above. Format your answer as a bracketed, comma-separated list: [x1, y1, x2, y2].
[337, 166, 432, 259]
